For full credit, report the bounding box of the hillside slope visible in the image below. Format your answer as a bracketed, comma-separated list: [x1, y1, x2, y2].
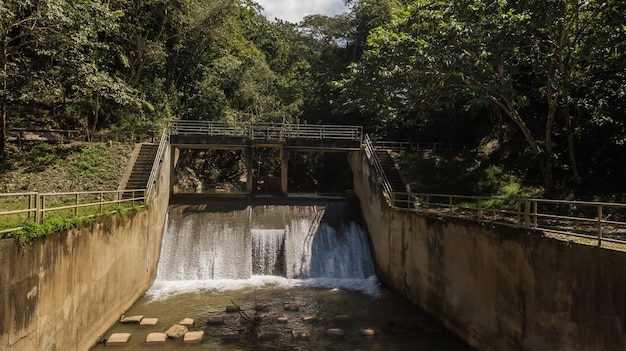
[1, 142, 134, 193]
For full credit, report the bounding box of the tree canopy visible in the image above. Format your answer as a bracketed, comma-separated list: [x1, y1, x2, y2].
[1, 0, 625, 198]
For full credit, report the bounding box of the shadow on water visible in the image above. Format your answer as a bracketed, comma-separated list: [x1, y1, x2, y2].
[91, 194, 473, 351]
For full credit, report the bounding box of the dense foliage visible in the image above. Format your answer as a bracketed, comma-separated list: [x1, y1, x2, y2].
[1, 0, 624, 198]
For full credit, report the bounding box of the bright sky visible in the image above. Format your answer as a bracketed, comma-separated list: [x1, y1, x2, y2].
[254, 0, 349, 23]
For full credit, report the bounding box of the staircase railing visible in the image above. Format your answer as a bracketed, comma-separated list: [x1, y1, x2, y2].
[145, 128, 169, 199]
[363, 134, 395, 206]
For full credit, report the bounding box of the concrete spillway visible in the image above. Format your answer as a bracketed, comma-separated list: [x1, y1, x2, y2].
[154, 195, 375, 282]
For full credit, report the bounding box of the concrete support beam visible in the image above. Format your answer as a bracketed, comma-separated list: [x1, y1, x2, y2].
[280, 147, 289, 194]
[246, 147, 254, 193]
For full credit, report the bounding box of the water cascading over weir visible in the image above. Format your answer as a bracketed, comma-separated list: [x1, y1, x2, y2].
[153, 195, 376, 287]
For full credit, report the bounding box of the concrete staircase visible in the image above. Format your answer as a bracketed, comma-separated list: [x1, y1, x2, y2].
[122, 143, 159, 193]
[375, 150, 407, 192]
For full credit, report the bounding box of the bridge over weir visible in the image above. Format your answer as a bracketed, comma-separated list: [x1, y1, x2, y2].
[168, 120, 368, 194]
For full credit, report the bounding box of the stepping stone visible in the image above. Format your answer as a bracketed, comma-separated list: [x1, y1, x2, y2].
[120, 315, 143, 323]
[183, 330, 204, 344]
[257, 331, 279, 341]
[359, 328, 376, 338]
[225, 305, 240, 313]
[326, 328, 344, 338]
[292, 329, 310, 340]
[207, 316, 225, 325]
[140, 317, 159, 326]
[284, 303, 299, 312]
[107, 333, 131, 345]
[178, 318, 194, 326]
[302, 315, 318, 323]
[166, 324, 188, 338]
[276, 316, 288, 323]
[221, 330, 239, 341]
[332, 315, 351, 324]
[255, 304, 271, 312]
[145, 332, 167, 345]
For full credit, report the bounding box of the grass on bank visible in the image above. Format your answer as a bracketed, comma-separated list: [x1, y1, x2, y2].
[0, 140, 139, 242]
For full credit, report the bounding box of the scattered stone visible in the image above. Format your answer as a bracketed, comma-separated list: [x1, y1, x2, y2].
[140, 317, 159, 326]
[183, 330, 204, 344]
[107, 333, 131, 345]
[332, 315, 351, 325]
[119, 315, 143, 324]
[207, 316, 225, 325]
[302, 315, 318, 323]
[326, 328, 344, 338]
[292, 329, 310, 340]
[255, 304, 271, 312]
[178, 318, 194, 326]
[226, 305, 240, 313]
[276, 316, 288, 323]
[284, 303, 299, 312]
[220, 330, 240, 341]
[166, 324, 188, 338]
[145, 332, 167, 345]
[257, 331, 279, 341]
[359, 328, 376, 338]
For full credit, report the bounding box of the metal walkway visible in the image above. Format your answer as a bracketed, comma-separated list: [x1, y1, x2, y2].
[169, 120, 363, 151]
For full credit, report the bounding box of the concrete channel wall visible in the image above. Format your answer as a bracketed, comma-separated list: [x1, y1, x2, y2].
[0, 145, 171, 351]
[349, 151, 626, 351]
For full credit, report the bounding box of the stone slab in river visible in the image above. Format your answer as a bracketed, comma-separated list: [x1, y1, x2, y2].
[120, 315, 143, 323]
[140, 317, 159, 326]
[184, 331, 204, 343]
[145, 332, 167, 344]
[179, 318, 194, 326]
[107, 333, 131, 345]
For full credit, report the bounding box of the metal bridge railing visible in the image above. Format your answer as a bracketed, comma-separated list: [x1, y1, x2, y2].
[0, 190, 146, 236]
[171, 120, 363, 142]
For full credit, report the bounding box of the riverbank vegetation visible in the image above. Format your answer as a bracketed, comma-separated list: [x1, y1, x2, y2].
[1, 0, 624, 201]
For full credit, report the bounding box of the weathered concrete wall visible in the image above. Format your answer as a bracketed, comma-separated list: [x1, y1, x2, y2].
[0, 145, 171, 351]
[349, 151, 626, 351]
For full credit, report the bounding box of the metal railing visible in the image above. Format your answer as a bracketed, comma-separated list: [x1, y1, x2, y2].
[145, 128, 169, 199]
[362, 137, 626, 246]
[373, 140, 469, 152]
[171, 120, 363, 142]
[363, 134, 395, 204]
[391, 193, 626, 245]
[0, 189, 146, 236]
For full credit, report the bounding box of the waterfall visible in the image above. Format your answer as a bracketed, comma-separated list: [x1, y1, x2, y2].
[154, 197, 375, 282]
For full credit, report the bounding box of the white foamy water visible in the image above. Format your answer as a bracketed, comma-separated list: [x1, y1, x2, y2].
[149, 198, 380, 300]
[146, 275, 384, 301]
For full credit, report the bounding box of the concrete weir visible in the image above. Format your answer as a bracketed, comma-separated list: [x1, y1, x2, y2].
[349, 151, 626, 351]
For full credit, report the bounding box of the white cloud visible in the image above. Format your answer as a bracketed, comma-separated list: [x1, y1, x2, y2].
[255, 0, 348, 23]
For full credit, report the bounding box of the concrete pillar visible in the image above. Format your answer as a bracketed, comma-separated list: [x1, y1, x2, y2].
[169, 147, 179, 195]
[246, 146, 254, 193]
[280, 147, 289, 194]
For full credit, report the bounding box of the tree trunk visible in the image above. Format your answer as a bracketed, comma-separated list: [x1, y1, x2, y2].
[563, 94, 580, 184]
[0, 100, 6, 163]
[1, 40, 7, 162]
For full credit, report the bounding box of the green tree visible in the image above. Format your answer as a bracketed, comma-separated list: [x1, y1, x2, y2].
[339, 0, 626, 193]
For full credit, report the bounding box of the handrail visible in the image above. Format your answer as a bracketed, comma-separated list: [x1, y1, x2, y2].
[0, 189, 146, 236]
[170, 120, 363, 142]
[360, 138, 626, 246]
[390, 192, 626, 246]
[145, 128, 169, 199]
[373, 140, 469, 152]
[363, 134, 395, 206]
